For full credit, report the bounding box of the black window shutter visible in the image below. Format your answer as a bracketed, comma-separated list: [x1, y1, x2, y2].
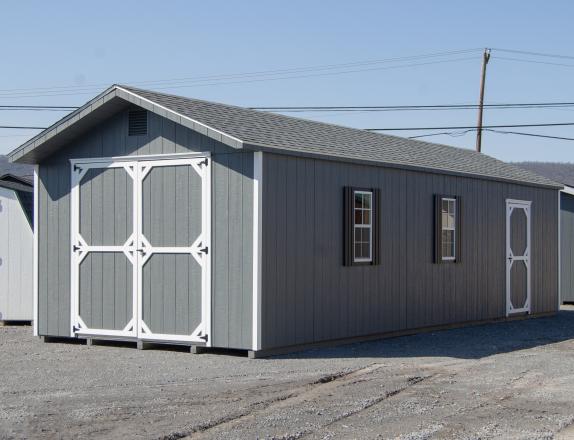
[434, 194, 443, 264]
[455, 195, 462, 263]
[373, 188, 381, 265]
[343, 187, 353, 266]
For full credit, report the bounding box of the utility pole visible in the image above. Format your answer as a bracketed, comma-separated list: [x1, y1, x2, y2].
[475, 48, 491, 152]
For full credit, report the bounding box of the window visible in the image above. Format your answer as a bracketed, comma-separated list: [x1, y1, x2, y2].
[435, 195, 461, 263]
[441, 198, 456, 260]
[354, 191, 373, 262]
[344, 187, 380, 266]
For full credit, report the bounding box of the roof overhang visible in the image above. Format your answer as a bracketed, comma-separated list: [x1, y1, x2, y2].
[0, 174, 33, 192]
[7, 85, 244, 164]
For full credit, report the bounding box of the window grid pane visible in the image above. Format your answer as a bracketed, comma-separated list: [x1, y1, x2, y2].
[353, 191, 373, 262]
[441, 198, 456, 260]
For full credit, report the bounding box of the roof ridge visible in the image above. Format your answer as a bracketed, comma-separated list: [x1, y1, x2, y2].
[7, 84, 562, 189]
[121, 84, 487, 157]
[121, 85, 553, 187]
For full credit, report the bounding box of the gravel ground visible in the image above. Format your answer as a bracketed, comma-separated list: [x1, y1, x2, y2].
[3, 308, 574, 439]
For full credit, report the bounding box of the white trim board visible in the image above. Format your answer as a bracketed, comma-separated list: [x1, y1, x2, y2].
[252, 152, 263, 351]
[69, 151, 211, 165]
[562, 185, 574, 196]
[558, 190, 562, 307]
[33, 166, 39, 336]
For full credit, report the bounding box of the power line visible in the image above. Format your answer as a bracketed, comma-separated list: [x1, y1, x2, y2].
[0, 108, 76, 112]
[492, 48, 574, 61]
[410, 128, 574, 142]
[408, 129, 476, 139]
[4, 121, 574, 132]
[0, 125, 49, 129]
[4, 102, 574, 113]
[366, 122, 574, 131]
[0, 49, 482, 98]
[1, 47, 572, 101]
[0, 57, 479, 99]
[251, 102, 574, 112]
[0, 105, 78, 109]
[492, 56, 574, 68]
[485, 129, 574, 141]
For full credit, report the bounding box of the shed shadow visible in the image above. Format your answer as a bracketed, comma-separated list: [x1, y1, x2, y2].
[272, 308, 574, 361]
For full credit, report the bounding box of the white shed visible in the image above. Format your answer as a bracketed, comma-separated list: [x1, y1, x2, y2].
[0, 174, 33, 323]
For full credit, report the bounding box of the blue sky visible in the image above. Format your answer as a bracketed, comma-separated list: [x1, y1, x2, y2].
[0, 1, 573, 162]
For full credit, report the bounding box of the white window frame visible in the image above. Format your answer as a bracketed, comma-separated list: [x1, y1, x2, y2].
[441, 197, 456, 261]
[353, 190, 373, 263]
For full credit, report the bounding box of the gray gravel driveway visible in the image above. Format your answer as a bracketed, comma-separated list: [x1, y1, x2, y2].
[3, 308, 574, 439]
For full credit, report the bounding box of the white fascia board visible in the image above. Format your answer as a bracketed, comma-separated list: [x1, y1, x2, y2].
[9, 85, 246, 163]
[8, 86, 119, 161]
[115, 86, 244, 148]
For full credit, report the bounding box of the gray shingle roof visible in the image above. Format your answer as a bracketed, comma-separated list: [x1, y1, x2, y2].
[8, 84, 561, 189]
[513, 162, 574, 188]
[121, 85, 560, 188]
[0, 173, 33, 226]
[0, 155, 33, 181]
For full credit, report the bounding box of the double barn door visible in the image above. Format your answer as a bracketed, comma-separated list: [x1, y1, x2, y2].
[70, 154, 211, 344]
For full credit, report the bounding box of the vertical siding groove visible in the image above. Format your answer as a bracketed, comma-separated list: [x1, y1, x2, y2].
[39, 109, 254, 348]
[260, 153, 559, 350]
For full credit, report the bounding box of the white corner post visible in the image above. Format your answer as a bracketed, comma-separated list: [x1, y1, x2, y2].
[558, 190, 562, 309]
[252, 152, 263, 351]
[33, 166, 39, 336]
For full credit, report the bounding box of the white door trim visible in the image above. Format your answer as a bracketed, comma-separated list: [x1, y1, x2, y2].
[69, 153, 211, 344]
[506, 199, 532, 316]
[135, 156, 211, 345]
[69, 160, 139, 338]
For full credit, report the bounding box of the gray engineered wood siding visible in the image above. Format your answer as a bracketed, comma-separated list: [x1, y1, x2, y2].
[37, 108, 253, 349]
[562, 193, 574, 303]
[260, 153, 559, 350]
[0, 187, 33, 321]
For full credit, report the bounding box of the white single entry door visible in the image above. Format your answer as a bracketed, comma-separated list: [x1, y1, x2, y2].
[506, 199, 531, 316]
[70, 155, 211, 345]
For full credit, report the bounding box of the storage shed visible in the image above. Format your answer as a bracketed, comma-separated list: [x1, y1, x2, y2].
[0, 174, 34, 323]
[8, 85, 562, 356]
[515, 162, 574, 304]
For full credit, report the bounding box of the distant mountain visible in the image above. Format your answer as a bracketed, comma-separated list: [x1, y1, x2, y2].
[0, 155, 34, 180]
[513, 162, 574, 188]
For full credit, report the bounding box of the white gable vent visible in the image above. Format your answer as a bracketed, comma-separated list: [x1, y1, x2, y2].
[128, 110, 147, 136]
